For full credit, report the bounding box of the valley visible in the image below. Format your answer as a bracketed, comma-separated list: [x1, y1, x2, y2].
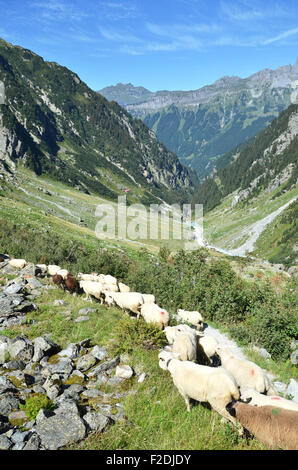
[0, 36, 297, 452]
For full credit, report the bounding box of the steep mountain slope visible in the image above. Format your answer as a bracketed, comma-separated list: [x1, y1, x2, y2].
[0, 38, 195, 206]
[99, 59, 298, 177]
[195, 103, 298, 265]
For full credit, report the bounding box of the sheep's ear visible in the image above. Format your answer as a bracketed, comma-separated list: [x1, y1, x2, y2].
[241, 397, 252, 404]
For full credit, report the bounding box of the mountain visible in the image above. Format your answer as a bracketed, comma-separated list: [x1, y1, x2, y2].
[0, 38, 195, 206]
[194, 102, 298, 266]
[99, 59, 298, 177]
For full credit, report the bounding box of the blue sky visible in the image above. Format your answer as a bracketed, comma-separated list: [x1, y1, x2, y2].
[1, 0, 298, 91]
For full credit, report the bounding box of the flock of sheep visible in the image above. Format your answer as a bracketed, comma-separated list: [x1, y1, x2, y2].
[4, 258, 298, 450]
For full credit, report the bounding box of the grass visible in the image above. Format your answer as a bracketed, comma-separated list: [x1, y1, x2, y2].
[1, 279, 295, 451]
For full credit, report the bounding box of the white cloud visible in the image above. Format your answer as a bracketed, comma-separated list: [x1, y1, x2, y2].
[263, 27, 298, 45]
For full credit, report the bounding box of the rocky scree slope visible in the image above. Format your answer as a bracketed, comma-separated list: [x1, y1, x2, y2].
[0, 38, 195, 206]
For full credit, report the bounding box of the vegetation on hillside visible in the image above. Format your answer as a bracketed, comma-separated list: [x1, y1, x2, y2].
[1, 212, 297, 362]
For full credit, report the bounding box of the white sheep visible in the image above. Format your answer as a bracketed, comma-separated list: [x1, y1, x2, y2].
[158, 350, 240, 427]
[8, 259, 27, 269]
[56, 269, 69, 280]
[138, 303, 169, 330]
[100, 274, 118, 285]
[118, 282, 131, 293]
[164, 325, 218, 365]
[177, 308, 204, 330]
[103, 283, 119, 292]
[47, 265, 61, 277]
[216, 346, 276, 395]
[171, 328, 197, 362]
[240, 388, 298, 413]
[78, 273, 98, 282]
[79, 280, 105, 303]
[104, 291, 144, 315]
[142, 294, 155, 304]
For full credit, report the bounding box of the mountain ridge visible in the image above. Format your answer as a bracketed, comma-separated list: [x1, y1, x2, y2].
[0, 38, 195, 206]
[99, 57, 298, 177]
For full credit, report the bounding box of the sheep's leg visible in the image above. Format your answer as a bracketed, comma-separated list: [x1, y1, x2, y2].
[177, 386, 191, 412]
[210, 400, 239, 428]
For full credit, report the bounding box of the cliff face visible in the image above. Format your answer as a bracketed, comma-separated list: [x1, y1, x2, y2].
[99, 58, 298, 177]
[0, 39, 195, 205]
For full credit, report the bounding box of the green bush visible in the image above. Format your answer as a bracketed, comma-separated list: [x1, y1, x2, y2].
[110, 316, 167, 355]
[20, 393, 55, 420]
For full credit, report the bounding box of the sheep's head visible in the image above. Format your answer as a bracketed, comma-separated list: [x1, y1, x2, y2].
[164, 326, 176, 344]
[158, 350, 176, 370]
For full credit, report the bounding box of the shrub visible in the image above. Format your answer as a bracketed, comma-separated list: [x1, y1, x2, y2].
[110, 316, 167, 355]
[20, 393, 56, 420]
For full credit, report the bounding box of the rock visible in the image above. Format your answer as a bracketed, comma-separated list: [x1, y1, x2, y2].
[0, 435, 13, 450]
[290, 350, 298, 365]
[58, 343, 81, 359]
[3, 282, 26, 295]
[23, 433, 41, 450]
[0, 376, 17, 394]
[11, 430, 31, 444]
[78, 308, 97, 315]
[32, 336, 60, 363]
[8, 337, 34, 362]
[83, 411, 111, 432]
[60, 384, 84, 401]
[25, 278, 43, 290]
[286, 379, 298, 403]
[92, 356, 120, 374]
[76, 354, 97, 372]
[252, 346, 271, 360]
[0, 414, 11, 434]
[115, 364, 134, 379]
[75, 316, 90, 323]
[8, 410, 28, 427]
[53, 299, 67, 306]
[290, 340, 298, 351]
[3, 359, 26, 370]
[90, 345, 108, 361]
[43, 374, 62, 400]
[35, 411, 87, 450]
[50, 358, 74, 377]
[0, 342, 10, 364]
[0, 393, 20, 416]
[12, 442, 26, 450]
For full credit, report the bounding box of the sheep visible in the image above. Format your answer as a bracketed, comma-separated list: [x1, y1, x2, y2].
[240, 388, 298, 413]
[47, 265, 61, 277]
[142, 294, 155, 304]
[171, 328, 197, 362]
[138, 303, 169, 330]
[104, 291, 144, 315]
[35, 264, 48, 277]
[79, 280, 105, 303]
[56, 269, 69, 280]
[118, 282, 131, 293]
[164, 325, 218, 365]
[158, 350, 240, 427]
[8, 259, 27, 269]
[226, 401, 298, 450]
[216, 346, 276, 395]
[177, 308, 204, 330]
[64, 274, 80, 294]
[98, 274, 118, 285]
[77, 273, 99, 282]
[52, 274, 64, 289]
[102, 283, 119, 292]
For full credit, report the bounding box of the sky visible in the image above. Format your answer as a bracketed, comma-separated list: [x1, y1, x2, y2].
[1, 0, 298, 92]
